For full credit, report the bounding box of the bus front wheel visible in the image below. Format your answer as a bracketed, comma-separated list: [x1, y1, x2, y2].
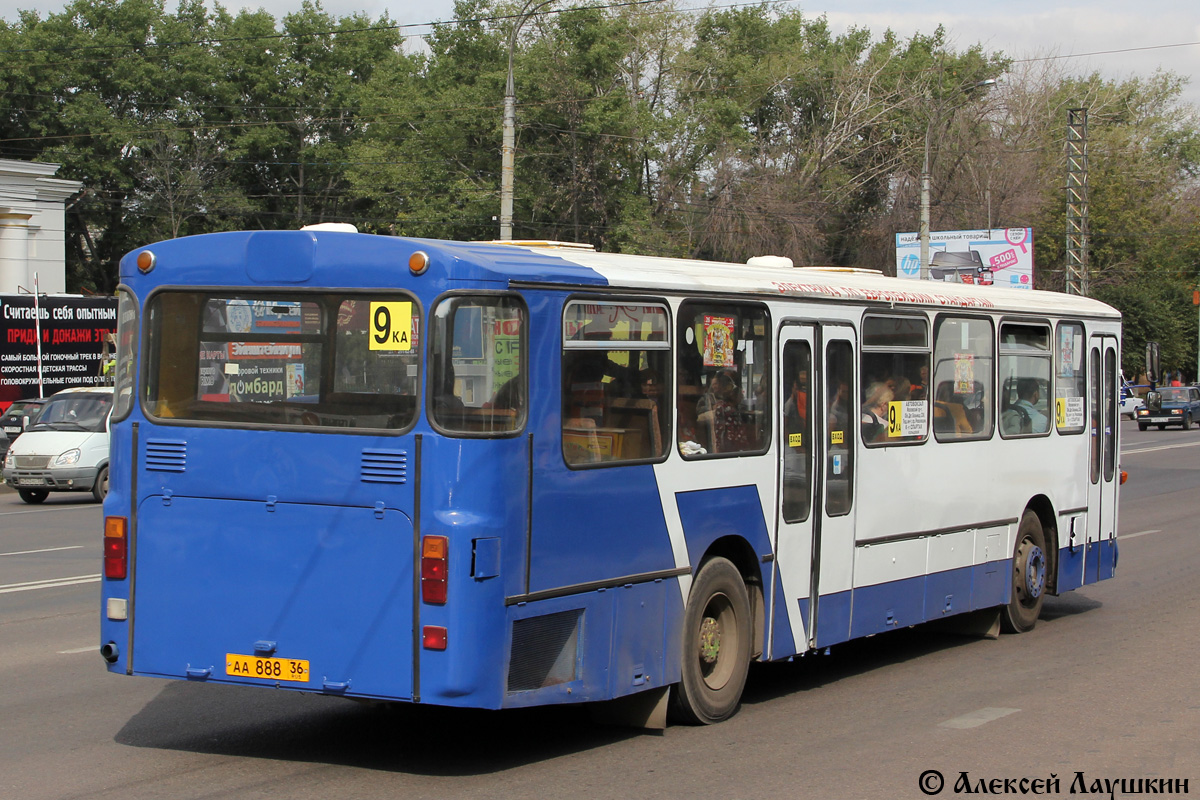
[671, 557, 752, 725]
[1001, 510, 1047, 633]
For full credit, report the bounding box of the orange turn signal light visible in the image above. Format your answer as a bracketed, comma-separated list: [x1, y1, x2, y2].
[136, 250, 156, 273]
[408, 250, 429, 275]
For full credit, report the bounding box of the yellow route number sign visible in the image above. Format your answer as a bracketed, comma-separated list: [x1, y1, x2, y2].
[369, 301, 413, 351]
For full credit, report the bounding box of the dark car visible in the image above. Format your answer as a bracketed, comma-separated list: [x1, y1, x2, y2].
[0, 398, 48, 459]
[1135, 386, 1200, 430]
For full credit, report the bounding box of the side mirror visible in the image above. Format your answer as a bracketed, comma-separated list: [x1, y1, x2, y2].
[1145, 342, 1161, 384]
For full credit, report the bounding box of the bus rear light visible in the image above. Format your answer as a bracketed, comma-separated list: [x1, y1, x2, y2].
[421, 535, 448, 604]
[423, 626, 447, 650]
[104, 516, 128, 579]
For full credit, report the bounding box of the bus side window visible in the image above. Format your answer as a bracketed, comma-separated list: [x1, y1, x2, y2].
[561, 301, 670, 466]
[860, 315, 930, 446]
[932, 315, 994, 442]
[676, 301, 770, 458]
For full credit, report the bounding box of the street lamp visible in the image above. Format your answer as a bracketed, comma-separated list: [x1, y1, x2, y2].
[919, 78, 996, 280]
[500, 0, 558, 240]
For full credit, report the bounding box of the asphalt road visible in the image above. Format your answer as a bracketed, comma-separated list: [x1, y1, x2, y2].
[1, 419, 1196, 799]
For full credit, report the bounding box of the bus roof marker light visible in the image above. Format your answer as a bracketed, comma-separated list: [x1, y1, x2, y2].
[409, 251, 430, 276]
[136, 250, 156, 273]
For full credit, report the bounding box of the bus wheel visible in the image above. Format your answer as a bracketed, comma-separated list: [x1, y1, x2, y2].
[671, 557, 752, 724]
[18, 489, 49, 504]
[1001, 511, 1047, 633]
[92, 465, 109, 503]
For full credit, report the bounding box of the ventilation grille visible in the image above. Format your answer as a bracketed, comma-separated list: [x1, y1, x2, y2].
[145, 439, 187, 472]
[360, 449, 407, 484]
[507, 609, 582, 693]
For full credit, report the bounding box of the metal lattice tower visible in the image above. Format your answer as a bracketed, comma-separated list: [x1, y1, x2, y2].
[1065, 108, 1089, 295]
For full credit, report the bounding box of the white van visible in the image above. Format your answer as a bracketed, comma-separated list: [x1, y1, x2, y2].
[1, 387, 113, 504]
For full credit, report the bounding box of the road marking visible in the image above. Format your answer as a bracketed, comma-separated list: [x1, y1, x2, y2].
[1123, 440, 1200, 455]
[0, 504, 99, 517]
[58, 645, 100, 655]
[0, 574, 101, 594]
[1120, 529, 1162, 540]
[0, 545, 84, 557]
[939, 707, 1020, 729]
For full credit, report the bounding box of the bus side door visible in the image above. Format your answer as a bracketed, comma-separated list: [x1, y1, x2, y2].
[1085, 336, 1119, 583]
[771, 323, 857, 654]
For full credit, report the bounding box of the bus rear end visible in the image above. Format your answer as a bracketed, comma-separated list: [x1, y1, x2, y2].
[99, 231, 528, 707]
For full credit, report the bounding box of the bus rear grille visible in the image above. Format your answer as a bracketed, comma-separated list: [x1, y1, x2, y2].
[507, 609, 582, 693]
[146, 440, 187, 472]
[360, 449, 407, 483]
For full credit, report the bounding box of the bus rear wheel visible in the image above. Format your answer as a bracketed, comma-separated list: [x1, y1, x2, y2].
[1001, 510, 1047, 633]
[671, 557, 752, 724]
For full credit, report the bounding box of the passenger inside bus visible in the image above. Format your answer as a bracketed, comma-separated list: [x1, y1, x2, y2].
[860, 381, 893, 442]
[1001, 377, 1049, 435]
[697, 369, 752, 453]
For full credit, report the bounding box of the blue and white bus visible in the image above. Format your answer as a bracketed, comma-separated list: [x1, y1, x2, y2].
[100, 228, 1120, 726]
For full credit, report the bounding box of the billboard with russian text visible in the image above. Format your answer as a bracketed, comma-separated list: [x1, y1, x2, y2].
[0, 294, 119, 409]
[895, 228, 1034, 289]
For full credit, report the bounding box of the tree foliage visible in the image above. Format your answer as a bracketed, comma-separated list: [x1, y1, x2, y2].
[2, 0, 1199, 375]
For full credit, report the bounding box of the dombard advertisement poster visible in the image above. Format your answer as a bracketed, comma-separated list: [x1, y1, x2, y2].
[1, 294, 119, 409]
[894, 228, 1034, 289]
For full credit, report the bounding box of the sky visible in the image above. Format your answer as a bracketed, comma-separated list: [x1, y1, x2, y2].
[2, 0, 1198, 106]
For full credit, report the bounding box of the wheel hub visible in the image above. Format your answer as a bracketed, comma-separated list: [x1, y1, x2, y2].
[699, 616, 721, 664]
[1023, 544, 1045, 599]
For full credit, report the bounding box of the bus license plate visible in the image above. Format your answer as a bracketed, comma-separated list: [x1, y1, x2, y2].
[225, 653, 310, 683]
[18, 478, 46, 486]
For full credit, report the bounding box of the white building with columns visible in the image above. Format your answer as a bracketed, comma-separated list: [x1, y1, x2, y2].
[0, 159, 83, 295]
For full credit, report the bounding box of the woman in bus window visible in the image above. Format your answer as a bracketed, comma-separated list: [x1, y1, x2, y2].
[698, 369, 751, 453]
[861, 381, 893, 442]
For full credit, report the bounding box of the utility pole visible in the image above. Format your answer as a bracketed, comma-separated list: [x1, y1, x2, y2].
[500, 0, 557, 240]
[1065, 108, 1090, 295]
[919, 79, 996, 280]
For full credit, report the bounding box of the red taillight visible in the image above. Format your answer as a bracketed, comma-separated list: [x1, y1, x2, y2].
[104, 516, 127, 579]
[423, 625, 447, 650]
[421, 535, 448, 604]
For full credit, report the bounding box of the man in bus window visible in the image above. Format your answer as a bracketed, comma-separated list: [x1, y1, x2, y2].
[1002, 377, 1048, 435]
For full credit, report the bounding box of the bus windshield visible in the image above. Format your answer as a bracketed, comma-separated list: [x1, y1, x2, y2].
[144, 291, 422, 430]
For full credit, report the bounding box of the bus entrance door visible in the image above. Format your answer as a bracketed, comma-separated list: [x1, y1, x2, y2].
[771, 323, 858, 656]
[1084, 336, 1120, 583]
[772, 324, 817, 656]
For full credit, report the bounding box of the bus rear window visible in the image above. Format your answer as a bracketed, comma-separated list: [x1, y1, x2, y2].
[429, 295, 526, 435]
[144, 292, 421, 430]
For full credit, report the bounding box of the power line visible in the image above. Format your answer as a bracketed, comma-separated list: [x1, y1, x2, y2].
[1010, 40, 1200, 64]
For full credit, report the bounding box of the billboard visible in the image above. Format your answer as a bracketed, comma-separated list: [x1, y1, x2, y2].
[895, 228, 1034, 289]
[0, 294, 119, 409]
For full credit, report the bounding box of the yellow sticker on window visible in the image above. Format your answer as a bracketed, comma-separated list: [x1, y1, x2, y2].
[830, 430, 844, 445]
[369, 302, 413, 351]
[1055, 397, 1066, 427]
[788, 432, 803, 448]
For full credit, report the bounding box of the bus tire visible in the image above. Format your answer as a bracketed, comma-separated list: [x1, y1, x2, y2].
[92, 465, 109, 503]
[1001, 510, 1047, 633]
[18, 488, 49, 504]
[670, 557, 752, 725]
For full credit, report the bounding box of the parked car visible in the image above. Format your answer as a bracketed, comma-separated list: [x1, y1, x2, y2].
[1134, 385, 1200, 431]
[1, 388, 112, 503]
[1119, 382, 1145, 419]
[0, 397, 48, 459]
